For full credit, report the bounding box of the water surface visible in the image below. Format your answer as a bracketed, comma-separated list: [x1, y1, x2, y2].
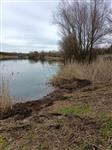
[0, 60, 60, 102]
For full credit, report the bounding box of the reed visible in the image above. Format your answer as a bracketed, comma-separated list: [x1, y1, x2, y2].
[0, 77, 13, 112]
[52, 58, 112, 85]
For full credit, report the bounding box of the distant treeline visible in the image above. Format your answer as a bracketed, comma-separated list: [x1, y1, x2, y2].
[0, 47, 112, 61]
[28, 51, 62, 60]
[0, 51, 62, 60]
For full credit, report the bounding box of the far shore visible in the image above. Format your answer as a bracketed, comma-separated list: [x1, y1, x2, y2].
[0, 51, 63, 62]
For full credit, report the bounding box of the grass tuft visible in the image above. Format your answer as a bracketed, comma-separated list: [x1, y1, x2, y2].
[0, 135, 8, 149]
[101, 118, 112, 138]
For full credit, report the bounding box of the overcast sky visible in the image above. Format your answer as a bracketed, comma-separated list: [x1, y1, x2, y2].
[0, 0, 61, 52]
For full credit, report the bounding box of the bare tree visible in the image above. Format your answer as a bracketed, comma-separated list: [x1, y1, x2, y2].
[108, 9, 112, 22]
[108, 10, 112, 31]
[54, 0, 112, 63]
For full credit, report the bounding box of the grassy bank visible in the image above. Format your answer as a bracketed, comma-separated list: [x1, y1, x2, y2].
[0, 54, 27, 60]
[0, 55, 18, 60]
[0, 59, 112, 149]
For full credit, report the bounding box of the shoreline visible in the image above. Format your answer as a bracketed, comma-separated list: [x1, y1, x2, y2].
[0, 78, 91, 120]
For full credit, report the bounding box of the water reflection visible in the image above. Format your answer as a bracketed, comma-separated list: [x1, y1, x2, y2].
[0, 59, 61, 101]
[28, 59, 61, 65]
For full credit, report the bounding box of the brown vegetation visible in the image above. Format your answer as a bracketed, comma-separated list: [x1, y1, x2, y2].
[52, 58, 112, 86]
[0, 78, 13, 112]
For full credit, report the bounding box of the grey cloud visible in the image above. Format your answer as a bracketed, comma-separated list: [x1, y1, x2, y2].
[1, 1, 60, 52]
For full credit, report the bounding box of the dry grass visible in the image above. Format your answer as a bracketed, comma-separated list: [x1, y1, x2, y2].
[0, 77, 13, 111]
[52, 58, 112, 85]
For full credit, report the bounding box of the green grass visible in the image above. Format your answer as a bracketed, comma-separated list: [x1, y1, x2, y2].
[59, 104, 91, 117]
[101, 118, 112, 138]
[74, 139, 104, 150]
[0, 135, 8, 150]
[96, 111, 110, 121]
[96, 112, 112, 139]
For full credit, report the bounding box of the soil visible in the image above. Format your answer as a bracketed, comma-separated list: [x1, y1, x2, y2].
[0, 78, 112, 150]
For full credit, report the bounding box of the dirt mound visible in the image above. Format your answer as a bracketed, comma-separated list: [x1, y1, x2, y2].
[57, 78, 91, 91]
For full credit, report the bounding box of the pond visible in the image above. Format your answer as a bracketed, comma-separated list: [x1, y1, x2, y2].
[0, 59, 61, 102]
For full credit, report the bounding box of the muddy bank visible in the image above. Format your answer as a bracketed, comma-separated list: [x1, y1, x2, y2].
[0, 79, 112, 149]
[0, 78, 91, 120]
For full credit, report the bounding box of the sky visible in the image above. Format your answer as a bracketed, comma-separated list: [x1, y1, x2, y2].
[0, 0, 61, 53]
